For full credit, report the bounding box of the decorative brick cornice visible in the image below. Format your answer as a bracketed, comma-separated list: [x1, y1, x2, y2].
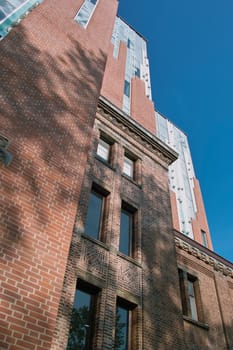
[174, 236, 233, 279]
[98, 96, 178, 166]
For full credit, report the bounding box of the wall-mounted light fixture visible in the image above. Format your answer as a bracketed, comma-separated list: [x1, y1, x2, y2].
[0, 135, 13, 166]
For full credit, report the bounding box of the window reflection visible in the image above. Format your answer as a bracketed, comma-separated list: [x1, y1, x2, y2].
[85, 190, 103, 240]
[114, 305, 129, 350]
[67, 290, 93, 350]
[119, 209, 132, 256]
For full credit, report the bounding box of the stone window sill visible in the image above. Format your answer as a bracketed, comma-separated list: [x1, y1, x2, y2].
[95, 155, 116, 171]
[183, 315, 209, 330]
[122, 173, 142, 189]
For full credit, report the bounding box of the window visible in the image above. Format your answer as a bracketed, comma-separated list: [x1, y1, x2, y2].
[124, 80, 130, 98]
[135, 67, 140, 78]
[67, 280, 99, 350]
[179, 269, 201, 322]
[114, 299, 135, 350]
[201, 230, 208, 248]
[123, 155, 134, 179]
[74, 0, 98, 28]
[187, 278, 198, 321]
[84, 185, 108, 240]
[97, 137, 111, 163]
[119, 203, 136, 257]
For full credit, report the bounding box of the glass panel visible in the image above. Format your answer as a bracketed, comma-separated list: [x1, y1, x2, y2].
[114, 306, 129, 350]
[189, 295, 198, 321]
[188, 280, 195, 297]
[119, 209, 131, 255]
[135, 67, 140, 78]
[188, 280, 198, 320]
[85, 191, 103, 239]
[74, 0, 98, 28]
[67, 290, 92, 350]
[123, 156, 133, 178]
[201, 230, 208, 247]
[0, 0, 15, 17]
[124, 80, 130, 98]
[97, 138, 110, 161]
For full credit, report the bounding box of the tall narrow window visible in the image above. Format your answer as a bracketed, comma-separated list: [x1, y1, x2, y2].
[201, 230, 208, 248]
[135, 67, 140, 78]
[179, 269, 200, 322]
[188, 279, 198, 321]
[97, 137, 111, 163]
[114, 298, 136, 350]
[115, 305, 130, 350]
[123, 155, 134, 179]
[84, 185, 108, 241]
[74, 0, 98, 28]
[67, 280, 99, 350]
[124, 80, 130, 98]
[119, 203, 136, 257]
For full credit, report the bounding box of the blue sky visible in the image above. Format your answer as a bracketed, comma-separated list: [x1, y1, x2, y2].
[118, 0, 233, 262]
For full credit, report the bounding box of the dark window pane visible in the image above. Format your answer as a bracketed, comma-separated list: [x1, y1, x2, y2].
[67, 290, 92, 350]
[135, 67, 140, 78]
[85, 191, 103, 239]
[0, 9, 6, 20]
[119, 210, 131, 255]
[115, 306, 129, 350]
[124, 80, 130, 97]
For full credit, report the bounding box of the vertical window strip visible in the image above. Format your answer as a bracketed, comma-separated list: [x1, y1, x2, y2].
[74, 0, 98, 29]
[115, 305, 130, 350]
[85, 190, 103, 240]
[67, 281, 99, 350]
[123, 156, 134, 179]
[179, 269, 200, 322]
[201, 230, 208, 248]
[188, 280, 198, 321]
[119, 208, 133, 256]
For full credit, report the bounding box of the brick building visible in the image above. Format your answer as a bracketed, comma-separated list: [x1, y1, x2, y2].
[0, 1, 232, 350]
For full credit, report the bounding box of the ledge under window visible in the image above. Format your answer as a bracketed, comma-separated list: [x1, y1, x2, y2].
[117, 251, 141, 268]
[95, 154, 115, 171]
[183, 315, 209, 330]
[122, 173, 142, 189]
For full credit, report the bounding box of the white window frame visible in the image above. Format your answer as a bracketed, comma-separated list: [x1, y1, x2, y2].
[74, 0, 99, 29]
[123, 155, 134, 179]
[97, 138, 111, 162]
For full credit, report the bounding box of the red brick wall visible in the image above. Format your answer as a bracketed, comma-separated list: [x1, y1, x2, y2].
[170, 189, 180, 232]
[191, 178, 213, 250]
[101, 42, 127, 110]
[175, 237, 233, 350]
[131, 77, 156, 134]
[101, 44, 156, 134]
[0, 0, 118, 349]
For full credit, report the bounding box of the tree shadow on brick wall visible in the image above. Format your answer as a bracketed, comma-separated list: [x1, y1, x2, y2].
[140, 171, 233, 350]
[47, 110, 233, 349]
[138, 170, 186, 350]
[0, 23, 107, 349]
